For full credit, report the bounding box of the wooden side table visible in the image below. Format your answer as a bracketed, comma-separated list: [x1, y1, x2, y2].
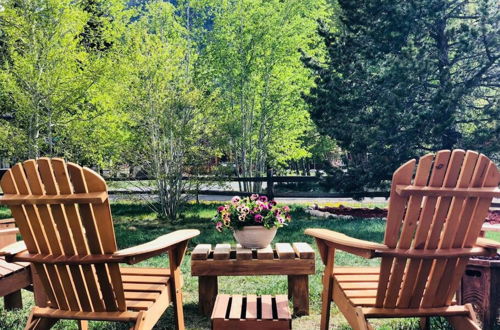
[191, 242, 315, 317]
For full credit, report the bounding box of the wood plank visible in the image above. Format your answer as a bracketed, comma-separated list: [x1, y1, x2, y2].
[213, 244, 231, 260]
[350, 298, 376, 306]
[13, 162, 69, 310]
[344, 290, 378, 298]
[384, 153, 434, 308]
[261, 295, 273, 319]
[32, 307, 139, 322]
[443, 159, 500, 305]
[126, 300, 153, 311]
[0, 268, 31, 297]
[289, 275, 309, 316]
[70, 163, 122, 312]
[122, 283, 165, 292]
[229, 295, 242, 319]
[409, 150, 461, 308]
[199, 276, 218, 316]
[292, 243, 315, 259]
[51, 159, 95, 312]
[191, 259, 315, 276]
[124, 292, 159, 301]
[425, 151, 481, 307]
[376, 157, 417, 307]
[397, 151, 454, 308]
[82, 166, 125, 311]
[1, 169, 58, 309]
[256, 245, 274, 260]
[333, 267, 380, 275]
[211, 294, 230, 320]
[339, 282, 379, 290]
[275, 295, 291, 320]
[121, 275, 169, 284]
[35, 159, 81, 311]
[0, 192, 108, 205]
[245, 294, 257, 320]
[275, 243, 295, 259]
[235, 244, 252, 260]
[191, 244, 211, 260]
[119, 267, 170, 276]
[362, 305, 470, 318]
[395, 185, 499, 198]
[335, 275, 379, 282]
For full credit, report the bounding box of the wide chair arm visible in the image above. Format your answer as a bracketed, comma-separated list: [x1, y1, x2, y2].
[305, 228, 388, 259]
[114, 229, 200, 264]
[0, 227, 19, 237]
[0, 241, 27, 258]
[475, 237, 500, 250]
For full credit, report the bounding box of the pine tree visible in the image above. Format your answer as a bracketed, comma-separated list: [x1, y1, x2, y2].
[303, 0, 499, 192]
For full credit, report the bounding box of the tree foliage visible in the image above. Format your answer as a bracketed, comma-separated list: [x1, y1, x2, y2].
[195, 0, 329, 191]
[303, 0, 499, 192]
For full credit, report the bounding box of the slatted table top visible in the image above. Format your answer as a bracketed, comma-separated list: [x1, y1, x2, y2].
[191, 242, 315, 276]
[0, 257, 29, 279]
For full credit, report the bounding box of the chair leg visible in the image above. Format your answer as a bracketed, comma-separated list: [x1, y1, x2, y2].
[132, 311, 145, 330]
[419, 317, 430, 330]
[320, 246, 335, 330]
[78, 320, 88, 330]
[169, 242, 188, 330]
[4, 290, 23, 310]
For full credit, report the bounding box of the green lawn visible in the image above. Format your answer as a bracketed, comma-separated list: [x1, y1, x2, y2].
[0, 202, 498, 329]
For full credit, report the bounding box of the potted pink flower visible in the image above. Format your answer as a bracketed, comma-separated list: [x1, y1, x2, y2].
[212, 194, 292, 248]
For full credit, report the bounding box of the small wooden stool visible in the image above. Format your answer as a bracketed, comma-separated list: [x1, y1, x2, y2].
[211, 294, 292, 330]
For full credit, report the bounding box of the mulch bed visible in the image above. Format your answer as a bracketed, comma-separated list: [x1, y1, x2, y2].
[317, 205, 500, 224]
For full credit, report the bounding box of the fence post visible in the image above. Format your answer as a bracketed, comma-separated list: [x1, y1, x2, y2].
[266, 167, 274, 200]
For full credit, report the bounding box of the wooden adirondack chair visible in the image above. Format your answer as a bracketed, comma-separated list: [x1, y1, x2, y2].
[0, 158, 199, 330]
[306, 150, 500, 330]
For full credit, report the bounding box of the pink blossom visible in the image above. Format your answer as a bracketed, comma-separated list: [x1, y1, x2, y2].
[269, 200, 277, 207]
[277, 217, 285, 224]
[231, 196, 241, 205]
[250, 194, 259, 201]
[215, 221, 223, 232]
[259, 195, 268, 202]
[254, 214, 263, 223]
[283, 205, 290, 212]
[217, 206, 226, 212]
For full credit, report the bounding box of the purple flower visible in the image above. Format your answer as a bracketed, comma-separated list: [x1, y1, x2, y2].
[277, 217, 285, 224]
[259, 196, 268, 202]
[269, 200, 277, 207]
[231, 196, 241, 205]
[217, 206, 226, 213]
[215, 221, 223, 232]
[254, 214, 263, 223]
[250, 194, 259, 201]
[282, 205, 289, 212]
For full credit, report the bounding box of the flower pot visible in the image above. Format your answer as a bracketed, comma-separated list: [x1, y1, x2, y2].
[233, 226, 277, 249]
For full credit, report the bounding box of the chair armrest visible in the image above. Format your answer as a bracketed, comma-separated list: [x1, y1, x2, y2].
[305, 228, 388, 258]
[0, 241, 27, 259]
[476, 237, 500, 250]
[114, 229, 200, 264]
[0, 218, 16, 225]
[0, 227, 19, 236]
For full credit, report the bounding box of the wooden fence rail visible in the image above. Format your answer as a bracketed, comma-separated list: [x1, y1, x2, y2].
[0, 169, 498, 206]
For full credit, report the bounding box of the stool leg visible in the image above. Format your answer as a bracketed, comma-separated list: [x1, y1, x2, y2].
[288, 275, 309, 316]
[199, 276, 218, 316]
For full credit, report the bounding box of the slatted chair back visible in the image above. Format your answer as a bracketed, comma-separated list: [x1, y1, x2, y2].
[0, 158, 126, 313]
[376, 150, 499, 309]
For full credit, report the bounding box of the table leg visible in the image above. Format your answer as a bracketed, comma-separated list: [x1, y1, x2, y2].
[4, 290, 22, 310]
[288, 275, 309, 316]
[199, 276, 218, 316]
